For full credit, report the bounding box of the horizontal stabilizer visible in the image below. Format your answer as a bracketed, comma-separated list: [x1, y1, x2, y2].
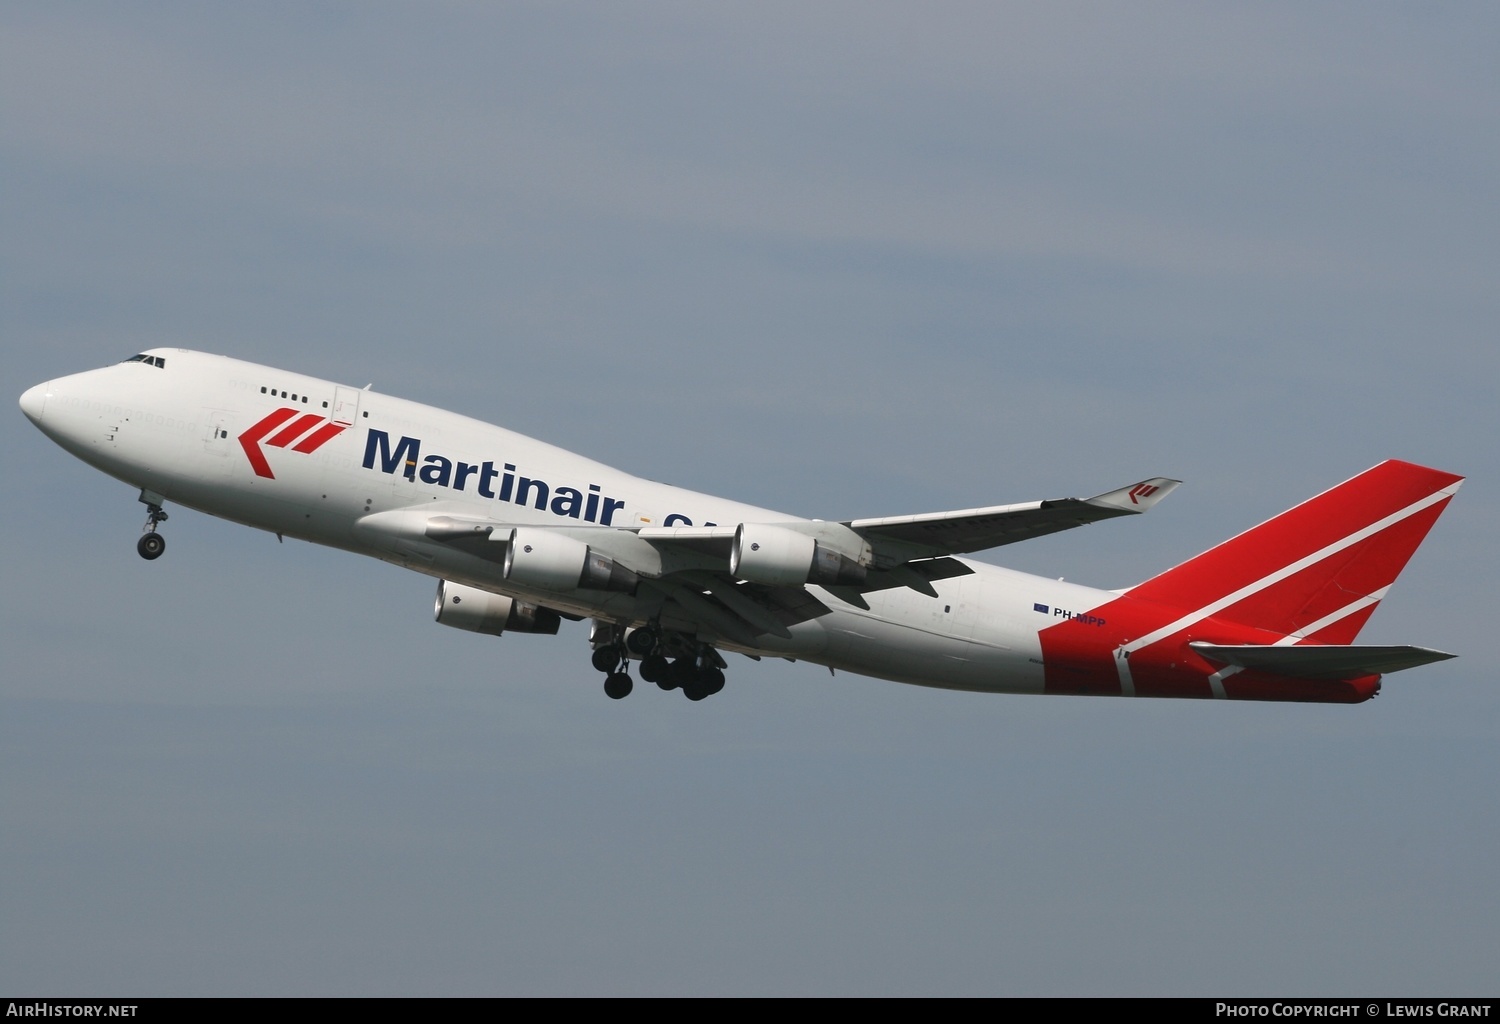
[1189, 641, 1456, 679]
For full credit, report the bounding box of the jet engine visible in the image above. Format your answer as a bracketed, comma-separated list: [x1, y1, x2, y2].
[730, 523, 867, 587]
[433, 580, 561, 635]
[503, 527, 639, 593]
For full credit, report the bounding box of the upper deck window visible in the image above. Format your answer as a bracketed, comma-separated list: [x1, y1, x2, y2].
[123, 354, 166, 368]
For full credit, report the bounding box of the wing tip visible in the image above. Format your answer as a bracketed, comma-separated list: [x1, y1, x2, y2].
[1086, 477, 1182, 513]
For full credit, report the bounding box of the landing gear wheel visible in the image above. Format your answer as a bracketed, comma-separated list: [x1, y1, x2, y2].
[665, 658, 696, 691]
[702, 667, 725, 696]
[626, 628, 657, 656]
[603, 672, 633, 699]
[591, 645, 623, 673]
[682, 679, 709, 701]
[137, 532, 166, 560]
[640, 654, 669, 686]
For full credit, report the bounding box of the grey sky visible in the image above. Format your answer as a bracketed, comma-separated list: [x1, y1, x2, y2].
[3, 2, 1496, 995]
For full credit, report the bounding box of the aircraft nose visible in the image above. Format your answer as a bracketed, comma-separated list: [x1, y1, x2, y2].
[19, 382, 50, 425]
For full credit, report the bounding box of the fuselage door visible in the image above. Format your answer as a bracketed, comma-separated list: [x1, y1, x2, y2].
[331, 386, 361, 425]
[203, 410, 233, 455]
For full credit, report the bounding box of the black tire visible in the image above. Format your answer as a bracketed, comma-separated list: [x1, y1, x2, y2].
[591, 645, 621, 673]
[604, 673, 633, 700]
[137, 533, 165, 560]
[702, 667, 726, 696]
[625, 629, 656, 656]
[640, 654, 669, 684]
[682, 680, 709, 701]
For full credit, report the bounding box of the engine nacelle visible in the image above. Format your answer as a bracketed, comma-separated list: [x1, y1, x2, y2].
[503, 527, 639, 593]
[730, 523, 867, 587]
[433, 580, 561, 635]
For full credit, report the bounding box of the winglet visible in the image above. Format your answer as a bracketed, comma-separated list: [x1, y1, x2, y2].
[1085, 477, 1181, 514]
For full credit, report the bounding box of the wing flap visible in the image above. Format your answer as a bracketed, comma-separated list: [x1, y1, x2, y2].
[635, 524, 738, 560]
[1189, 642, 1456, 679]
[644, 575, 832, 645]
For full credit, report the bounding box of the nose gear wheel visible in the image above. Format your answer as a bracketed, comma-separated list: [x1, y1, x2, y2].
[137, 499, 169, 560]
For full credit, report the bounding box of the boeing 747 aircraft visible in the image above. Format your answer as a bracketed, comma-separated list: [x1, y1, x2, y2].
[20, 350, 1460, 703]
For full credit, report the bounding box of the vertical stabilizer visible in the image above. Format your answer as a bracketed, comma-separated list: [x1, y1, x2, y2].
[1127, 460, 1462, 643]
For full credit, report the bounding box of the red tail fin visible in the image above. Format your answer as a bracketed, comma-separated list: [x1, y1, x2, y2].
[1128, 460, 1462, 643]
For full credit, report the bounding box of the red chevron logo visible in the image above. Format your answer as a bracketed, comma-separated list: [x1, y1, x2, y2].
[1128, 483, 1160, 505]
[239, 408, 349, 479]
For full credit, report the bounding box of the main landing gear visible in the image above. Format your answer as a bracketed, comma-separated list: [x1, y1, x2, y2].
[592, 642, 635, 700]
[136, 490, 169, 560]
[589, 622, 728, 701]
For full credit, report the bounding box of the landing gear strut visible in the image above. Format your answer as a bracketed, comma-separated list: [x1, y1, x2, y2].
[137, 491, 169, 560]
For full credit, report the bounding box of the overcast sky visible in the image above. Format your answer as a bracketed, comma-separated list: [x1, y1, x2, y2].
[3, 2, 1497, 996]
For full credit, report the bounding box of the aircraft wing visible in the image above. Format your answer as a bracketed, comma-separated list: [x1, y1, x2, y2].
[357, 475, 1179, 645]
[848, 477, 1180, 565]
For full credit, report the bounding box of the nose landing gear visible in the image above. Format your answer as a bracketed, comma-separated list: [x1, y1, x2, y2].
[136, 490, 169, 560]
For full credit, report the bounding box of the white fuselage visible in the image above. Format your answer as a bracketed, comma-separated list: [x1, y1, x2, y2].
[22, 350, 1123, 694]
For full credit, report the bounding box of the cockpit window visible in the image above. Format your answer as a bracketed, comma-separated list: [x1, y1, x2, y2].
[122, 354, 166, 368]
